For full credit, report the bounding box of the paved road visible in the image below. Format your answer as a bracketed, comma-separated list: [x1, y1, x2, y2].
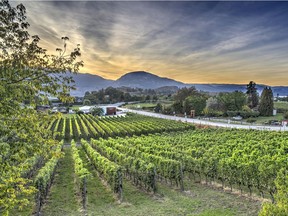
[118, 108, 288, 132]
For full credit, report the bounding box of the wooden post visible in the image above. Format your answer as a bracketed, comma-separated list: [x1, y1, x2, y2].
[180, 164, 184, 191]
[35, 191, 41, 216]
[117, 170, 123, 202]
[82, 177, 87, 211]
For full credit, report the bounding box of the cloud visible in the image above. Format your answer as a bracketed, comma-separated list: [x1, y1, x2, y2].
[19, 1, 288, 85]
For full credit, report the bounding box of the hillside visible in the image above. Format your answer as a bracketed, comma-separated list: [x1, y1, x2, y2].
[70, 71, 288, 96]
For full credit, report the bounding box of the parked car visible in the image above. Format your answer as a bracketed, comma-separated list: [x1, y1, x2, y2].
[232, 116, 243, 120]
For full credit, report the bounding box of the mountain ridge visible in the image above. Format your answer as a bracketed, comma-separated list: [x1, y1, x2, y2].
[69, 71, 288, 97]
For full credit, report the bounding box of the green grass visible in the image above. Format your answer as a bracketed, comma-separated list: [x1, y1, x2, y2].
[253, 113, 284, 124]
[41, 148, 81, 216]
[124, 103, 157, 109]
[274, 101, 288, 110]
[71, 105, 84, 109]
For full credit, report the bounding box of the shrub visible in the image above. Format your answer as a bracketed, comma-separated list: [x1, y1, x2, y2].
[246, 118, 256, 123]
[77, 110, 84, 115]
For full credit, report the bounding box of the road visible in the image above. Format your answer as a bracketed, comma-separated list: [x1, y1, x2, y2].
[118, 108, 288, 132]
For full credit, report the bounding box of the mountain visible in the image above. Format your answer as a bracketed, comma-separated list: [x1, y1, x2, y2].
[70, 73, 113, 96]
[114, 71, 187, 89]
[69, 71, 288, 97]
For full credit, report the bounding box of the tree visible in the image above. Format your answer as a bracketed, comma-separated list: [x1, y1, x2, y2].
[205, 97, 224, 111]
[246, 81, 259, 109]
[154, 103, 162, 113]
[217, 91, 247, 112]
[203, 97, 224, 117]
[152, 95, 158, 101]
[90, 107, 104, 116]
[259, 87, 274, 116]
[172, 101, 183, 114]
[0, 0, 83, 214]
[83, 99, 91, 105]
[174, 87, 199, 101]
[183, 95, 207, 116]
[145, 95, 151, 101]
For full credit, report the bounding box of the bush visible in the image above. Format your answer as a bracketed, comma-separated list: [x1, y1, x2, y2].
[246, 118, 256, 123]
[91, 107, 104, 116]
[202, 108, 224, 117]
[277, 108, 288, 114]
[227, 110, 260, 119]
[77, 110, 84, 115]
[283, 112, 288, 119]
[161, 105, 173, 115]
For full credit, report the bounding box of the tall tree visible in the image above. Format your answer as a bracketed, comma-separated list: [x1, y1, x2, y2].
[174, 86, 199, 102]
[183, 95, 207, 116]
[259, 87, 274, 116]
[0, 0, 83, 214]
[246, 81, 259, 109]
[217, 91, 247, 112]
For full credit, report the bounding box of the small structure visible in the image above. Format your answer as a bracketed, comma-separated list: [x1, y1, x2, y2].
[78, 105, 117, 115]
[36, 105, 50, 112]
[282, 120, 288, 127]
[190, 110, 195, 118]
[51, 106, 68, 114]
[106, 107, 117, 115]
[58, 107, 68, 114]
[79, 106, 92, 114]
[48, 97, 62, 106]
[232, 116, 243, 120]
[74, 97, 83, 103]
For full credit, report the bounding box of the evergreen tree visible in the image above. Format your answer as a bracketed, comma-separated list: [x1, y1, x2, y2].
[259, 87, 274, 116]
[246, 81, 259, 109]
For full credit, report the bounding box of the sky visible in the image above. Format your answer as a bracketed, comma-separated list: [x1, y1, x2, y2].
[15, 1, 288, 85]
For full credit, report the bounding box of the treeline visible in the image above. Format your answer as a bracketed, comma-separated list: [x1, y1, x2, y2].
[83, 87, 158, 104]
[157, 82, 275, 118]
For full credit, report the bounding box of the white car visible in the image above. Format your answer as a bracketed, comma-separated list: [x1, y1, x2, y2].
[232, 116, 243, 120]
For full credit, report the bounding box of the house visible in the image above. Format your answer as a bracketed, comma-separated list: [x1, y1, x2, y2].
[48, 97, 62, 106]
[36, 105, 50, 112]
[106, 106, 117, 115]
[282, 120, 288, 127]
[51, 106, 68, 114]
[74, 96, 83, 104]
[79, 106, 92, 114]
[78, 105, 117, 115]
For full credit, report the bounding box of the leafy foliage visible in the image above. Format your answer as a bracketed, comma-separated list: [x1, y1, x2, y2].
[217, 91, 247, 112]
[51, 114, 194, 141]
[0, 0, 82, 214]
[90, 107, 104, 116]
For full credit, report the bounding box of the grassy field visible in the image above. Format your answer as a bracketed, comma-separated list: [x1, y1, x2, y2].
[40, 147, 262, 216]
[124, 101, 173, 110]
[253, 113, 284, 124]
[41, 148, 81, 216]
[124, 103, 157, 109]
[274, 101, 288, 110]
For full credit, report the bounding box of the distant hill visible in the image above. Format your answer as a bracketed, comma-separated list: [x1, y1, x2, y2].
[69, 71, 288, 97]
[114, 71, 186, 89]
[69, 73, 113, 96]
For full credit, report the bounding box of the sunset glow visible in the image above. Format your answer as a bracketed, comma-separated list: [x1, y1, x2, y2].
[19, 1, 288, 85]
